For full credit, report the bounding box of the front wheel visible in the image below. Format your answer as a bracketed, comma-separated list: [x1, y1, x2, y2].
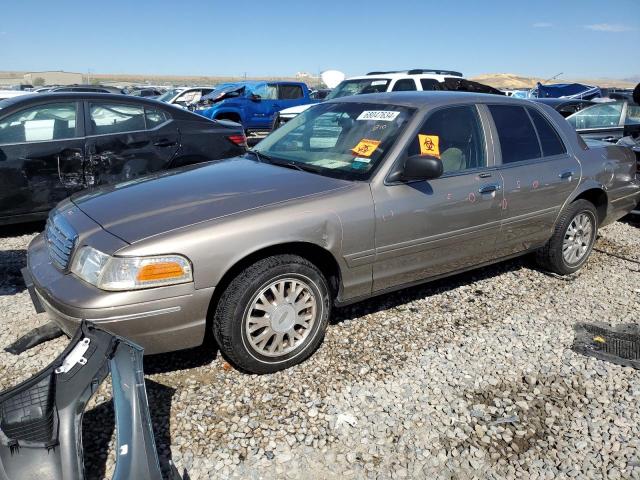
[212, 255, 331, 374]
[536, 199, 598, 275]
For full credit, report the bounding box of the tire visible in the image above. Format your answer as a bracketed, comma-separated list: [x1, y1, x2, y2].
[536, 199, 598, 275]
[212, 255, 331, 374]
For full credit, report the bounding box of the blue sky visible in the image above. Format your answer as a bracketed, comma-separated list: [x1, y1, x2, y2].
[0, 0, 638, 80]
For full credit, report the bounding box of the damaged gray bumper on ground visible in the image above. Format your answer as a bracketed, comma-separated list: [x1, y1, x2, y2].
[0, 321, 177, 479]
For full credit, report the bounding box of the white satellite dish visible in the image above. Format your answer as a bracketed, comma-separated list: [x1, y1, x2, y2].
[321, 70, 345, 89]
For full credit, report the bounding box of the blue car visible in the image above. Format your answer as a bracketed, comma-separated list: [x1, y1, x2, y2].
[196, 81, 316, 132]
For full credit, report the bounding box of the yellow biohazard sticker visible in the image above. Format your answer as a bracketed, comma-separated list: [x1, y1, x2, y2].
[351, 139, 381, 158]
[418, 134, 440, 158]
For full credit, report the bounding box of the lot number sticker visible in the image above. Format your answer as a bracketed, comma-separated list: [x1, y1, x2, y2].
[351, 139, 381, 157]
[357, 111, 400, 121]
[418, 134, 440, 158]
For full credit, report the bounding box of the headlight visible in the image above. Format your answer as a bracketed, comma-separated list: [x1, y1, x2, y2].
[70, 246, 192, 291]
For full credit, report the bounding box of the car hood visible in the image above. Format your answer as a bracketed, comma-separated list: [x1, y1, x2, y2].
[280, 103, 314, 115]
[71, 156, 351, 244]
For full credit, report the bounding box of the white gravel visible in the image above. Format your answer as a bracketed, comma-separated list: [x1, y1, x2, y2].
[1, 218, 639, 480]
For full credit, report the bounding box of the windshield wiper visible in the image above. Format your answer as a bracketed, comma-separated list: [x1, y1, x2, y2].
[247, 150, 316, 174]
[245, 149, 273, 163]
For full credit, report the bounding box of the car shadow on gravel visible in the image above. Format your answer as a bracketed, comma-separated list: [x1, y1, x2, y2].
[144, 339, 219, 375]
[332, 256, 530, 325]
[0, 249, 27, 295]
[0, 220, 44, 238]
[83, 379, 180, 480]
[620, 213, 640, 228]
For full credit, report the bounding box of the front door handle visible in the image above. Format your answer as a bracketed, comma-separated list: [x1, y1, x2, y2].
[479, 183, 501, 194]
[558, 171, 574, 180]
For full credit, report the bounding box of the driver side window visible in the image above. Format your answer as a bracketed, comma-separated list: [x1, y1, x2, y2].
[251, 84, 278, 100]
[408, 106, 486, 174]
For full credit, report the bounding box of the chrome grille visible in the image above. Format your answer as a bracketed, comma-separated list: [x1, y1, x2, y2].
[46, 213, 78, 270]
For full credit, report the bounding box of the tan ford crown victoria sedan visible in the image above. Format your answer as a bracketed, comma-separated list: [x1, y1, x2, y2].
[24, 92, 640, 373]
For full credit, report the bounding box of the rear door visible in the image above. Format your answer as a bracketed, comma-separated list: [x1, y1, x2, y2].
[276, 83, 307, 111]
[487, 104, 580, 257]
[84, 101, 179, 186]
[0, 100, 84, 219]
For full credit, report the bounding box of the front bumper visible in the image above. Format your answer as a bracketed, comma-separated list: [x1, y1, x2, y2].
[25, 233, 214, 355]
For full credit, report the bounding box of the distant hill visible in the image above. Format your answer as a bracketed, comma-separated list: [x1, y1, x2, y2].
[470, 73, 638, 90]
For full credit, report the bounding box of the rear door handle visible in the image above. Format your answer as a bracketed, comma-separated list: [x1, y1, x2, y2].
[479, 183, 501, 194]
[559, 171, 574, 179]
[153, 139, 178, 147]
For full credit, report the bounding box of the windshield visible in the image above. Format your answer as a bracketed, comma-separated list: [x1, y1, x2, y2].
[325, 79, 391, 100]
[156, 89, 182, 102]
[254, 102, 415, 180]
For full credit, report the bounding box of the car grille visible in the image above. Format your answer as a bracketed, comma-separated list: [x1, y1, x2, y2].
[46, 213, 78, 270]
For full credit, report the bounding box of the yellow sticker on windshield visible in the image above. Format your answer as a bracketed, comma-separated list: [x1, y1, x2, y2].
[351, 139, 381, 157]
[418, 134, 440, 158]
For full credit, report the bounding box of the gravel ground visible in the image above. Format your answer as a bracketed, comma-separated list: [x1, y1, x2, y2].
[1, 219, 639, 479]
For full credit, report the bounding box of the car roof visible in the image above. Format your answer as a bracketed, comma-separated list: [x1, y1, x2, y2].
[327, 91, 530, 108]
[0, 92, 212, 121]
[345, 72, 464, 82]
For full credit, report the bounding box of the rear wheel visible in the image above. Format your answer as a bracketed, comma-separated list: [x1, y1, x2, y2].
[536, 199, 598, 275]
[212, 255, 330, 374]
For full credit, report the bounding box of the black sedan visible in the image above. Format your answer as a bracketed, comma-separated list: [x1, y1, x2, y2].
[0, 93, 246, 225]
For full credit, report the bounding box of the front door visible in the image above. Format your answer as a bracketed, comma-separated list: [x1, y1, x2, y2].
[486, 104, 581, 257]
[0, 101, 83, 220]
[84, 101, 179, 186]
[372, 105, 503, 292]
[246, 83, 279, 130]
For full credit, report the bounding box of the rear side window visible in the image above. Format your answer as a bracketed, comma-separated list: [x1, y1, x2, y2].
[89, 103, 146, 135]
[392, 79, 417, 92]
[278, 84, 304, 100]
[420, 79, 442, 91]
[489, 105, 541, 164]
[527, 107, 566, 156]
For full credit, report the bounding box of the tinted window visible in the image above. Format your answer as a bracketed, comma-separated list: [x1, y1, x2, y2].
[89, 103, 145, 135]
[408, 105, 486, 173]
[527, 108, 566, 156]
[392, 79, 417, 92]
[145, 108, 170, 129]
[278, 84, 304, 100]
[420, 79, 442, 91]
[0, 102, 77, 144]
[489, 105, 541, 164]
[566, 103, 623, 129]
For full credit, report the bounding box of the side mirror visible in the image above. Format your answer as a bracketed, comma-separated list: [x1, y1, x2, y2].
[400, 154, 443, 181]
[249, 93, 262, 102]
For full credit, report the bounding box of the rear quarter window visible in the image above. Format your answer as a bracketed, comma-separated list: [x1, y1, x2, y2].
[527, 107, 566, 156]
